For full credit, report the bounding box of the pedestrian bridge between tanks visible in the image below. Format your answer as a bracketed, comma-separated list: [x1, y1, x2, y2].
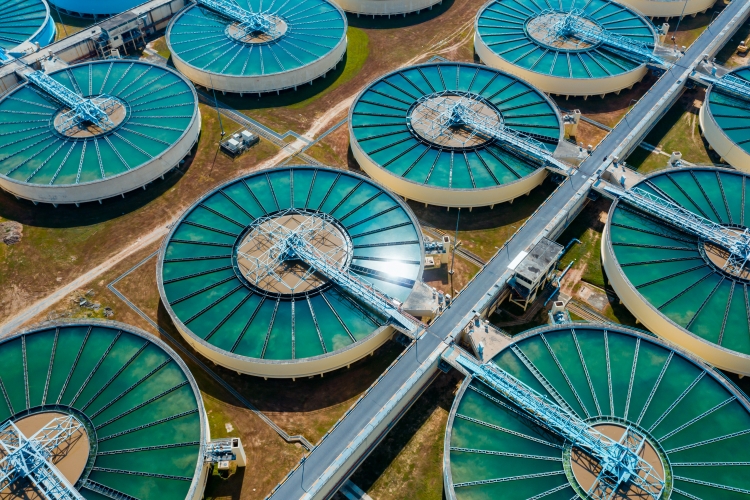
[265, 1, 750, 498]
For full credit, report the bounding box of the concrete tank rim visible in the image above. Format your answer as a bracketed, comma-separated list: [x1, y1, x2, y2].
[165, 1, 348, 80]
[23, 0, 53, 48]
[6, 317, 209, 500]
[0, 59, 200, 190]
[614, 0, 717, 18]
[604, 165, 750, 363]
[704, 65, 750, 162]
[473, 0, 657, 80]
[442, 322, 750, 500]
[157, 164, 426, 371]
[348, 60, 565, 194]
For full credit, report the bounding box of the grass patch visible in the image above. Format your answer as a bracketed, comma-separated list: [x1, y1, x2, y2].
[217, 26, 369, 132]
[50, 10, 92, 40]
[715, 17, 750, 68]
[556, 199, 639, 328]
[206, 341, 404, 443]
[422, 258, 481, 297]
[287, 27, 369, 110]
[557, 202, 606, 289]
[408, 179, 557, 262]
[626, 88, 721, 173]
[340, 371, 462, 500]
[151, 36, 171, 60]
[0, 103, 277, 322]
[569, 311, 586, 322]
[664, 5, 722, 50]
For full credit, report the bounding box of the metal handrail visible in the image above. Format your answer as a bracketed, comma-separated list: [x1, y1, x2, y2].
[25, 71, 117, 134]
[456, 355, 665, 499]
[542, 8, 665, 66]
[0, 416, 85, 500]
[605, 184, 750, 276]
[408, 91, 572, 175]
[196, 0, 282, 39]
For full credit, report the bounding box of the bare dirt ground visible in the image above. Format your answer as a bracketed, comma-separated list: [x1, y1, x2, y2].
[0, 107, 281, 329]
[224, 0, 481, 135]
[52, 245, 406, 445]
[626, 88, 721, 173]
[2, 0, 485, 336]
[408, 181, 557, 261]
[422, 260, 480, 297]
[22, 241, 308, 500]
[334, 371, 463, 500]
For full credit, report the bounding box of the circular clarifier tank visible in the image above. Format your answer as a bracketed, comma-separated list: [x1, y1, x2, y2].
[699, 66, 750, 173]
[444, 324, 750, 500]
[349, 62, 563, 208]
[474, 0, 657, 96]
[0, 320, 208, 500]
[0, 0, 55, 54]
[618, 0, 716, 17]
[0, 60, 200, 205]
[158, 165, 425, 378]
[603, 167, 750, 376]
[166, 0, 347, 94]
[46, 0, 145, 17]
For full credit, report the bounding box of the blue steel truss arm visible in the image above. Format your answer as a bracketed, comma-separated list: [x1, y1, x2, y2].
[235, 209, 420, 334]
[546, 9, 665, 66]
[0, 416, 85, 500]
[407, 92, 572, 175]
[693, 71, 750, 102]
[604, 184, 750, 276]
[25, 71, 117, 135]
[195, 0, 281, 39]
[288, 235, 419, 334]
[455, 355, 665, 500]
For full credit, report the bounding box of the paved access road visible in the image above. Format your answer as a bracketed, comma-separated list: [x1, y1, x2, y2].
[270, 2, 747, 497]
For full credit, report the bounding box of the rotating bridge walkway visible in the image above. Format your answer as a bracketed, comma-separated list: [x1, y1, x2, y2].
[269, 2, 750, 498]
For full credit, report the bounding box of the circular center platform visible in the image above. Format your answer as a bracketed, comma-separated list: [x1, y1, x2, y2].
[52, 96, 128, 138]
[569, 422, 665, 499]
[225, 15, 288, 44]
[700, 227, 750, 281]
[526, 12, 600, 51]
[235, 209, 352, 295]
[408, 93, 502, 149]
[7, 412, 89, 499]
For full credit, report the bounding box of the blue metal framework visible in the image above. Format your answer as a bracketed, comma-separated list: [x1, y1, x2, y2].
[0, 415, 84, 500]
[455, 355, 665, 499]
[236, 208, 418, 334]
[537, 8, 665, 66]
[196, 0, 282, 40]
[25, 71, 117, 135]
[697, 72, 750, 102]
[606, 184, 750, 276]
[408, 91, 571, 175]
